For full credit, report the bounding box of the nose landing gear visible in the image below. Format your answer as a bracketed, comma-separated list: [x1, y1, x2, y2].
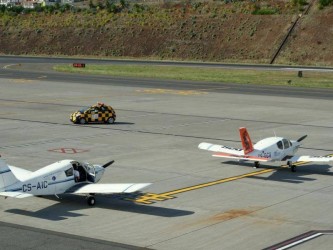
[287, 161, 296, 172]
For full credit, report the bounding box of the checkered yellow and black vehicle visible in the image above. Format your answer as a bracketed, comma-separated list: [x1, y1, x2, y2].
[70, 104, 116, 124]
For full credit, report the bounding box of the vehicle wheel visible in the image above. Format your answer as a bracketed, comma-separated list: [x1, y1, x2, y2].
[79, 118, 86, 124]
[87, 196, 96, 206]
[291, 165, 296, 172]
[107, 117, 115, 124]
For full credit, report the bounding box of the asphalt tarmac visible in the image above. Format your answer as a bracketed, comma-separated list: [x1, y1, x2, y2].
[0, 57, 332, 249]
[1, 56, 333, 100]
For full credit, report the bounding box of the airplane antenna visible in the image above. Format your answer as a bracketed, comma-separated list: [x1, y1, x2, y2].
[273, 130, 277, 137]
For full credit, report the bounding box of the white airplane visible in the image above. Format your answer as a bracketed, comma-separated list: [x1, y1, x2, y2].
[199, 127, 333, 172]
[0, 159, 151, 206]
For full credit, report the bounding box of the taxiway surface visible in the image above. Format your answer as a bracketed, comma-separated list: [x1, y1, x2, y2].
[0, 62, 333, 249]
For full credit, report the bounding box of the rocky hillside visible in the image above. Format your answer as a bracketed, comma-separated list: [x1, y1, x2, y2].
[0, 0, 332, 66]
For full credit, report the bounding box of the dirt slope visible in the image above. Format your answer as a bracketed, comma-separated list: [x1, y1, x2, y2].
[0, 1, 332, 66]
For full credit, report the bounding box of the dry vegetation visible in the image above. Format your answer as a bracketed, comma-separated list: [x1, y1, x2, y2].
[0, 0, 332, 66]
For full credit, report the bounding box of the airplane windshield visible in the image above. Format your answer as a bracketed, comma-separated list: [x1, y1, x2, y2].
[283, 139, 290, 149]
[83, 162, 95, 175]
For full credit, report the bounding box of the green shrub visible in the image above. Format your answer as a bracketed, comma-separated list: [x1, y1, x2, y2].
[319, 0, 333, 6]
[291, 0, 308, 7]
[252, 8, 279, 15]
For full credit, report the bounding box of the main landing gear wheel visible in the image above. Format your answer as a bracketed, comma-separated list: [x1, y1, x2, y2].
[287, 161, 296, 172]
[87, 196, 96, 206]
[254, 161, 260, 169]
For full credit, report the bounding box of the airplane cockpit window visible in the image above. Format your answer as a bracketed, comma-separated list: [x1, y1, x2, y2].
[83, 162, 95, 175]
[283, 139, 290, 149]
[277, 141, 283, 149]
[83, 162, 95, 182]
[65, 168, 73, 177]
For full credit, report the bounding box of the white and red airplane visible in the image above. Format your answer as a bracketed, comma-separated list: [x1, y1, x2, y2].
[0, 159, 150, 206]
[199, 127, 333, 172]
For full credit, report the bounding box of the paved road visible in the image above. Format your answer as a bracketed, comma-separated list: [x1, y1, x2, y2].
[1, 56, 333, 100]
[1, 55, 333, 71]
[0, 221, 148, 250]
[0, 56, 333, 249]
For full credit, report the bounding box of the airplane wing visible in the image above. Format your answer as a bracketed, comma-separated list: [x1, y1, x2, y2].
[66, 183, 151, 195]
[290, 155, 333, 163]
[199, 142, 243, 155]
[212, 152, 270, 162]
[0, 192, 34, 198]
[199, 142, 270, 162]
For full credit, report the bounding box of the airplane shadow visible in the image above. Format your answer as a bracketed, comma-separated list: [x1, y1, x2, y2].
[223, 161, 333, 184]
[5, 194, 194, 221]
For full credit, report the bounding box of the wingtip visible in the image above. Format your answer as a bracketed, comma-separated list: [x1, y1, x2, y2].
[198, 142, 210, 149]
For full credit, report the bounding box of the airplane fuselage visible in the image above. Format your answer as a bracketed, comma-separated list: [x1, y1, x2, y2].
[250, 137, 300, 162]
[2, 160, 104, 196]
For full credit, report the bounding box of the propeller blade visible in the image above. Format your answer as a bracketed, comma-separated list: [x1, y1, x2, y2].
[102, 160, 115, 168]
[297, 135, 307, 142]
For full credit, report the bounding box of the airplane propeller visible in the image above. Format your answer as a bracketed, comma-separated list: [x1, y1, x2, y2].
[101, 160, 115, 168]
[297, 135, 307, 142]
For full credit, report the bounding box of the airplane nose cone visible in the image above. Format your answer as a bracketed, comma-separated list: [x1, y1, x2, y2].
[94, 165, 105, 182]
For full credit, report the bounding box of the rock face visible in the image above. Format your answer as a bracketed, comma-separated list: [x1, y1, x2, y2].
[0, 2, 332, 66]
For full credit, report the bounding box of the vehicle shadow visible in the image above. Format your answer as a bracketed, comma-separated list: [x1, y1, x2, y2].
[5, 194, 194, 221]
[73, 122, 135, 126]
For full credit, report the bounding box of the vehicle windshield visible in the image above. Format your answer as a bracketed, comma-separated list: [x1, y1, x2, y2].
[79, 107, 90, 113]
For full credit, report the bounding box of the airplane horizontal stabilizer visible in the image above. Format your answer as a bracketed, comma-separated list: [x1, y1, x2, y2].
[0, 192, 34, 198]
[67, 183, 151, 194]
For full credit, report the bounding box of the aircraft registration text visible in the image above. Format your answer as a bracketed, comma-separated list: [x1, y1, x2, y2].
[22, 181, 48, 192]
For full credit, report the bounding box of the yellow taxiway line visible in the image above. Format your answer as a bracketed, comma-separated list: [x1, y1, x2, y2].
[132, 154, 333, 204]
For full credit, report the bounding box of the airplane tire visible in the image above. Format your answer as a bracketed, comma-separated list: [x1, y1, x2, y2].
[291, 165, 296, 172]
[87, 196, 96, 206]
[254, 161, 260, 168]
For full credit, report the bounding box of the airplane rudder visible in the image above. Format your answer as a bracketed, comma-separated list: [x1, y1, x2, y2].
[239, 127, 254, 154]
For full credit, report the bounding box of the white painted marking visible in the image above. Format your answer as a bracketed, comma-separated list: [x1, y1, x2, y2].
[277, 233, 322, 250]
[3, 64, 19, 69]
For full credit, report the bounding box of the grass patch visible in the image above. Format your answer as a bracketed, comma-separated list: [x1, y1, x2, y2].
[252, 8, 279, 15]
[54, 64, 333, 88]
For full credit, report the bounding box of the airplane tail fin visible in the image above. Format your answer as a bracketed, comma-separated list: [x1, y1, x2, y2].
[239, 127, 254, 154]
[0, 159, 19, 190]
